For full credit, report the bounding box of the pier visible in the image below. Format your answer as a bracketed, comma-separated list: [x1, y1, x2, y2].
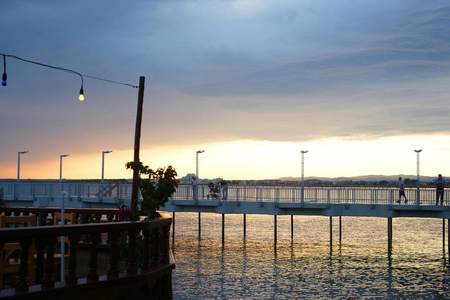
[2, 182, 450, 250]
[2, 181, 450, 297]
[2, 182, 449, 217]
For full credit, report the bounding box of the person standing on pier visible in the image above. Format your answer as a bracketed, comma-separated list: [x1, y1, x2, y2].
[192, 176, 198, 201]
[434, 174, 446, 205]
[220, 180, 228, 200]
[397, 177, 407, 204]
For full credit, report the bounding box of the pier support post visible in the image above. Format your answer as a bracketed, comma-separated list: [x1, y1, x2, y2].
[274, 215, 277, 248]
[222, 214, 225, 246]
[243, 214, 247, 239]
[172, 212, 175, 244]
[448, 219, 450, 256]
[198, 212, 201, 241]
[329, 217, 333, 247]
[339, 216, 342, 245]
[387, 218, 392, 254]
[291, 215, 294, 240]
[443, 219, 446, 253]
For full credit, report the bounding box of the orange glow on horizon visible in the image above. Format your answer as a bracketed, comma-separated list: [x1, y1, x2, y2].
[1, 136, 450, 181]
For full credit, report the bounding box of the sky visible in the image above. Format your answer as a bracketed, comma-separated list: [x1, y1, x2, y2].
[1, 0, 450, 181]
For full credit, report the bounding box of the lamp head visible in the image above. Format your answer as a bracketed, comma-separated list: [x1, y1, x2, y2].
[197, 150, 205, 154]
[19, 151, 29, 155]
[79, 86, 84, 101]
[414, 149, 422, 153]
[103, 150, 113, 154]
[2, 55, 6, 86]
[61, 154, 69, 158]
[301, 150, 309, 154]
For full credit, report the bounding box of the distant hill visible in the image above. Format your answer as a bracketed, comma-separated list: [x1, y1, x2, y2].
[278, 174, 436, 183]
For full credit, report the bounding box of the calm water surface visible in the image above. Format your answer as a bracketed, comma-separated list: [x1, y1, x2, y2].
[170, 213, 450, 299]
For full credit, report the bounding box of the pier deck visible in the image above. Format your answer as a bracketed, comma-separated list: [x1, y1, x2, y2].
[2, 182, 449, 219]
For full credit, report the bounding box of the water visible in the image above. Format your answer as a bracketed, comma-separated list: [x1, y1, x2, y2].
[171, 213, 450, 299]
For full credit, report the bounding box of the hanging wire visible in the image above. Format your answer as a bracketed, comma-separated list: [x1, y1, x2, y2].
[0, 53, 139, 89]
[81, 74, 138, 88]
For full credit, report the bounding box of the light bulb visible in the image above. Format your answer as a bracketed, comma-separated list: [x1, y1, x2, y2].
[1, 72, 6, 86]
[79, 86, 84, 101]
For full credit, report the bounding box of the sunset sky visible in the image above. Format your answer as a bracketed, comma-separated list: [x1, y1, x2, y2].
[1, 1, 450, 181]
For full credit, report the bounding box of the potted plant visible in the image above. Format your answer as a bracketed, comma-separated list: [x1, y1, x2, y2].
[122, 161, 178, 218]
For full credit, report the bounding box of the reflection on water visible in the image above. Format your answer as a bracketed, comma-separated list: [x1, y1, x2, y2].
[171, 213, 450, 299]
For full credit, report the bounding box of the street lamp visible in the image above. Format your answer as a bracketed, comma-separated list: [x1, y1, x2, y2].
[301, 150, 308, 186]
[414, 149, 422, 205]
[301, 150, 308, 206]
[17, 151, 29, 181]
[60, 154, 69, 193]
[59, 153, 69, 283]
[196, 150, 205, 179]
[102, 150, 113, 182]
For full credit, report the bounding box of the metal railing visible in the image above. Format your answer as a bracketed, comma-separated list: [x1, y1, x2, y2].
[1, 182, 448, 206]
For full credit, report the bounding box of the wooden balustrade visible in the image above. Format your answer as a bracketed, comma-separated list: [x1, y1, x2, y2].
[0, 208, 174, 300]
[1, 207, 121, 226]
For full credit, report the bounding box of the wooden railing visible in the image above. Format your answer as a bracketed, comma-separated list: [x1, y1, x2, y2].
[0, 208, 174, 300]
[1, 207, 122, 226]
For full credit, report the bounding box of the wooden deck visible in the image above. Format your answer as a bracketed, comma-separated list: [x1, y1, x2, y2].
[0, 208, 174, 300]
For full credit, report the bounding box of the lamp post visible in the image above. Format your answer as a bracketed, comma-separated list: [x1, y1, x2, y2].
[196, 150, 205, 179]
[59, 153, 69, 283]
[414, 149, 422, 205]
[102, 150, 113, 182]
[60, 154, 69, 193]
[17, 151, 29, 181]
[301, 150, 308, 206]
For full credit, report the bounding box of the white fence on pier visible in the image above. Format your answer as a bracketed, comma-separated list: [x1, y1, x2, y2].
[0, 182, 448, 206]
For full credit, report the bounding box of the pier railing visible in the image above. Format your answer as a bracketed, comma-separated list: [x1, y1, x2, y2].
[0, 208, 174, 299]
[1, 182, 447, 207]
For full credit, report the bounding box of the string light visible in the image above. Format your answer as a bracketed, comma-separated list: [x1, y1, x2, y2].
[0, 53, 138, 101]
[79, 86, 84, 101]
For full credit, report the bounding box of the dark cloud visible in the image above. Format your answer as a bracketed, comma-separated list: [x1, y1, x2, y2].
[1, 0, 450, 166]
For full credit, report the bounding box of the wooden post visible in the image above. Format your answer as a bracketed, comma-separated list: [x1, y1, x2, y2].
[291, 215, 294, 240]
[150, 227, 160, 268]
[160, 225, 170, 264]
[243, 214, 247, 239]
[141, 229, 150, 272]
[222, 214, 225, 246]
[443, 219, 446, 253]
[339, 216, 342, 245]
[448, 219, 450, 256]
[329, 216, 333, 248]
[131, 76, 145, 211]
[198, 212, 201, 241]
[274, 215, 277, 248]
[172, 212, 175, 244]
[107, 231, 119, 280]
[387, 218, 392, 255]
[87, 232, 101, 282]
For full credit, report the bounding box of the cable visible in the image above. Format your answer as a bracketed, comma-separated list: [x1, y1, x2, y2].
[0, 52, 138, 89]
[81, 74, 138, 88]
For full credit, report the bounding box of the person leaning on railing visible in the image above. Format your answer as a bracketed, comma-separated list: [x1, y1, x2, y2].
[434, 174, 447, 205]
[192, 176, 198, 201]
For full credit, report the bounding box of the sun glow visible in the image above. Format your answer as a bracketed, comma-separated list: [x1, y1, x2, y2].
[3, 134, 449, 181]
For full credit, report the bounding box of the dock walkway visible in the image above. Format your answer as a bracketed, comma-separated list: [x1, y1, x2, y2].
[1, 182, 449, 218]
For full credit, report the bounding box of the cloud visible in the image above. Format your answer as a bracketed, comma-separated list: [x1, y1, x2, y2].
[1, 0, 450, 172]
